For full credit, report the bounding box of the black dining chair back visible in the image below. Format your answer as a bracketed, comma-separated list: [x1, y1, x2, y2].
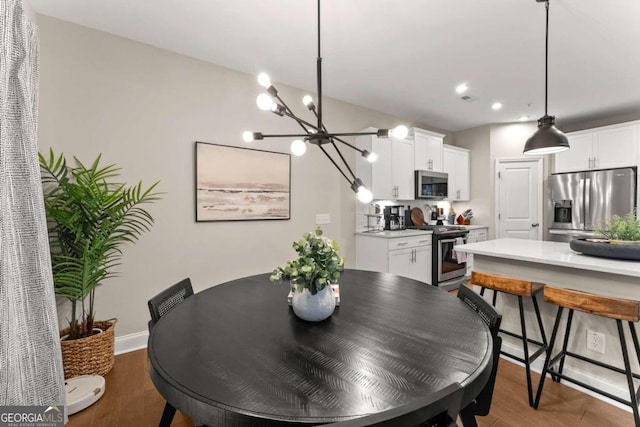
[322, 382, 462, 427]
[148, 278, 194, 427]
[148, 278, 194, 331]
[457, 284, 503, 427]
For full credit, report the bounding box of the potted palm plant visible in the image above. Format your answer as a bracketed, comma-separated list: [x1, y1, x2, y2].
[39, 149, 161, 378]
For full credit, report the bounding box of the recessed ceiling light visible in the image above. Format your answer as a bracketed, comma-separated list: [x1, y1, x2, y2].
[519, 115, 529, 121]
[455, 83, 469, 94]
[492, 102, 503, 110]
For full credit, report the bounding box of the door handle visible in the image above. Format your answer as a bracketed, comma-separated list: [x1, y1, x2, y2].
[532, 223, 540, 227]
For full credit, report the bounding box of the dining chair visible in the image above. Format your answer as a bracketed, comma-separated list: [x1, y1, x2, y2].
[148, 277, 194, 331]
[147, 277, 194, 427]
[321, 382, 463, 427]
[456, 284, 503, 427]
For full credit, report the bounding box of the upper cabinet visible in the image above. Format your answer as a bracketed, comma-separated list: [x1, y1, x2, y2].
[356, 130, 414, 200]
[443, 145, 470, 201]
[554, 121, 639, 173]
[414, 128, 444, 172]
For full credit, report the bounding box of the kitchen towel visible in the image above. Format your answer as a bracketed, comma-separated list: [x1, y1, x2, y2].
[454, 237, 467, 264]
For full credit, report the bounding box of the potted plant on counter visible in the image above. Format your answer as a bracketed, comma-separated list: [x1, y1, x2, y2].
[270, 226, 343, 322]
[597, 212, 640, 245]
[39, 149, 161, 378]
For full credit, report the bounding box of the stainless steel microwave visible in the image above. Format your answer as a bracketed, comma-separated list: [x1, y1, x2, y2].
[415, 170, 448, 200]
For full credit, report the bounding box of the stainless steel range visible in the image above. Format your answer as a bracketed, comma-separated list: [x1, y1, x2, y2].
[408, 225, 469, 291]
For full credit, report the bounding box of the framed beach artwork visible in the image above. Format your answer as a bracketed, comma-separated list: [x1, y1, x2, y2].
[195, 142, 291, 221]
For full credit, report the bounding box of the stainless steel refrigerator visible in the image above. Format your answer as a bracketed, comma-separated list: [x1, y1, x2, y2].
[547, 167, 637, 242]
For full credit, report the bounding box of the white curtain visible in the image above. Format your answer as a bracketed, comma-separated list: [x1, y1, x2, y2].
[0, 0, 66, 414]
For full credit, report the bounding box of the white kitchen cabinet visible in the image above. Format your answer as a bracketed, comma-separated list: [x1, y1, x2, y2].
[356, 130, 414, 200]
[465, 226, 488, 276]
[356, 233, 432, 284]
[554, 121, 639, 173]
[443, 145, 470, 201]
[414, 128, 444, 172]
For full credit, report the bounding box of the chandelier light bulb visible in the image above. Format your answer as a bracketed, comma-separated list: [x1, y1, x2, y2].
[290, 139, 307, 156]
[242, 131, 254, 142]
[302, 95, 315, 110]
[455, 83, 469, 94]
[256, 94, 274, 111]
[362, 150, 378, 163]
[357, 187, 373, 203]
[391, 125, 409, 140]
[257, 72, 271, 88]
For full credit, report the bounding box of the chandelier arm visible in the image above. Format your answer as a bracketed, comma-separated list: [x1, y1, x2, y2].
[328, 139, 357, 181]
[274, 94, 301, 122]
[281, 110, 321, 132]
[259, 133, 313, 139]
[318, 144, 354, 185]
[331, 135, 368, 155]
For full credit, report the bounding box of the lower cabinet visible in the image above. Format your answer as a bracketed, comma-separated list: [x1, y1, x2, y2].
[465, 227, 488, 276]
[356, 234, 432, 284]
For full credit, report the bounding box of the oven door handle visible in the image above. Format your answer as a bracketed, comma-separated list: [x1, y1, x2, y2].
[440, 237, 467, 244]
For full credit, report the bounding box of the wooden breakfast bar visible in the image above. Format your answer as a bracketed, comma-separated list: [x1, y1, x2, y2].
[454, 238, 640, 411]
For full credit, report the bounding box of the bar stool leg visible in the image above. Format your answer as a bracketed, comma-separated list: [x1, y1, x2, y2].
[534, 306, 564, 410]
[479, 287, 497, 306]
[629, 322, 640, 367]
[552, 309, 574, 383]
[517, 295, 535, 407]
[618, 320, 640, 426]
[532, 295, 548, 348]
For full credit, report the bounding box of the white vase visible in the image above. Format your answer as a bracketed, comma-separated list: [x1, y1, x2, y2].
[291, 285, 336, 322]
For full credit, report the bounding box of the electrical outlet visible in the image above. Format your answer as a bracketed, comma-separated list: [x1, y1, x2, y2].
[586, 330, 606, 354]
[315, 213, 331, 225]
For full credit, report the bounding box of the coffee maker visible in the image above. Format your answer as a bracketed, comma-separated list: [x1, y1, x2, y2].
[383, 205, 405, 230]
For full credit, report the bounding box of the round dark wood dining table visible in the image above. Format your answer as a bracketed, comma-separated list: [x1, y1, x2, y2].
[148, 269, 493, 426]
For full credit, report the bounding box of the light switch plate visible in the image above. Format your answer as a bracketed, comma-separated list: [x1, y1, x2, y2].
[316, 213, 331, 224]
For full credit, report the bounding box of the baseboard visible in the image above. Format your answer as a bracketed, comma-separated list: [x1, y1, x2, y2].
[114, 330, 149, 355]
[500, 340, 632, 413]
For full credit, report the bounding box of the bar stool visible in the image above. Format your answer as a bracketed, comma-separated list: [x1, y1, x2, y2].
[469, 271, 548, 407]
[533, 287, 640, 426]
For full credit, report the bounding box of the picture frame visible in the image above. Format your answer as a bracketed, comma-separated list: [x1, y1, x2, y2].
[195, 142, 291, 222]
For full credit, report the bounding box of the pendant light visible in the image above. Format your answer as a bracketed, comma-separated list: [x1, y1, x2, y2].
[243, 0, 408, 203]
[523, 0, 570, 155]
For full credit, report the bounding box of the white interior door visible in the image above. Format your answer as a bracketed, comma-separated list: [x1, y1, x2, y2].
[495, 158, 543, 240]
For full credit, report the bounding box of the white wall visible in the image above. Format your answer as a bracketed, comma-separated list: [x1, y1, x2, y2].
[37, 15, 410, 337]
[22, 0, 36, 21]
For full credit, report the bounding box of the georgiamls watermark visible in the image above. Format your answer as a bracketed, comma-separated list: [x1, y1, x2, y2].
[0, 406, 64, 427]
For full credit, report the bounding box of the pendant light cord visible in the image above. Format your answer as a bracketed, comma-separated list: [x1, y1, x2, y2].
[316, 0, 322, 131]
[544, 0, 549, 117]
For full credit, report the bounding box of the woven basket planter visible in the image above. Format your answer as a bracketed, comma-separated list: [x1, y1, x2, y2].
[59, 319, 116, 379]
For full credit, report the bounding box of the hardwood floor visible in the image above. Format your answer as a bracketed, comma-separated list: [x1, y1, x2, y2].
[67, 349, 634, 426]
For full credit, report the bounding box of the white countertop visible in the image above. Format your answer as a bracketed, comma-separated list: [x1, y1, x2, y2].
[355, 230, 433, 238]
[457, 225, 488, 230]
[454, 238, 640, 278]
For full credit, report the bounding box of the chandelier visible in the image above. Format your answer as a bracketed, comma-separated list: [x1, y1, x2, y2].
[523, 0, 570, 155]
[242, 0, 408, 203]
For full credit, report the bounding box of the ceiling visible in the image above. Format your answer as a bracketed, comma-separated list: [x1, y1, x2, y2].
[27, 0, 640, 132]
